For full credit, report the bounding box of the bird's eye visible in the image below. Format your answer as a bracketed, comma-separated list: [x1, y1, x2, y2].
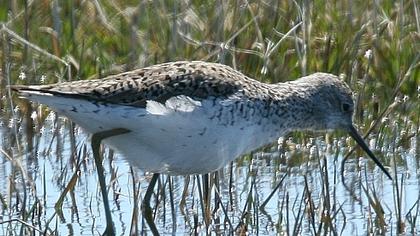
[341, 103, 351, 112]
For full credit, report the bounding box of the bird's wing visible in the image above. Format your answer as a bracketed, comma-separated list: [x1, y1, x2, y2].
[10, 61, 246, 108]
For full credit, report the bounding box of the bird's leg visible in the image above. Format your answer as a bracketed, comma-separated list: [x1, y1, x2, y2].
[142, 173, 160, 235]
[91, 128, 131, 236]
[202, 173, 211, 227]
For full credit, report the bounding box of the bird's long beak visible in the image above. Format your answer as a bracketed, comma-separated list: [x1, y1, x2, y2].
[348, 125, 392, 180]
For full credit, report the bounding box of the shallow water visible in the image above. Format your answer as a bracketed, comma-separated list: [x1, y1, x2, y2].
[0, 110, 419, 235]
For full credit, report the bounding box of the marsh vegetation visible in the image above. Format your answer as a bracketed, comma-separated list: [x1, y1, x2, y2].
[0, 0, 418, 235]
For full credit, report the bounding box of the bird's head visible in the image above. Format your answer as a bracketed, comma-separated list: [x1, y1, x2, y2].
[296, 73, 391, 179]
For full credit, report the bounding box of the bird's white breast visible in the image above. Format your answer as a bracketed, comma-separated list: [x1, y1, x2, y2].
[27, 93, 268, 175]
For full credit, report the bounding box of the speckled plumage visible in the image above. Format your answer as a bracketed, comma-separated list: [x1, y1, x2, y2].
[11, 61, 390, 177]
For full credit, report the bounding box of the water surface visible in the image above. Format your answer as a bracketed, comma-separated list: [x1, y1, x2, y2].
[0, 110, 418, 235]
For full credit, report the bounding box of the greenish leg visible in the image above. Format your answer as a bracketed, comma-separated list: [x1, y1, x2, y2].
[142, 173, 160, 235]
[91, 128, 131, 236]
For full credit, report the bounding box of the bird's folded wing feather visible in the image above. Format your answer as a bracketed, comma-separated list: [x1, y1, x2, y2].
[10, 61, 246, 108]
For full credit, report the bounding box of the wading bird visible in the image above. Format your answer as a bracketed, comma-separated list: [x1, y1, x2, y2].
[11, 61, 391, 235]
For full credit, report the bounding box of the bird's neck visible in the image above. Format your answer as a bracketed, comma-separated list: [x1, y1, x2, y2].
[255, 82, 319, 140]
[214, 81, 320, 157]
